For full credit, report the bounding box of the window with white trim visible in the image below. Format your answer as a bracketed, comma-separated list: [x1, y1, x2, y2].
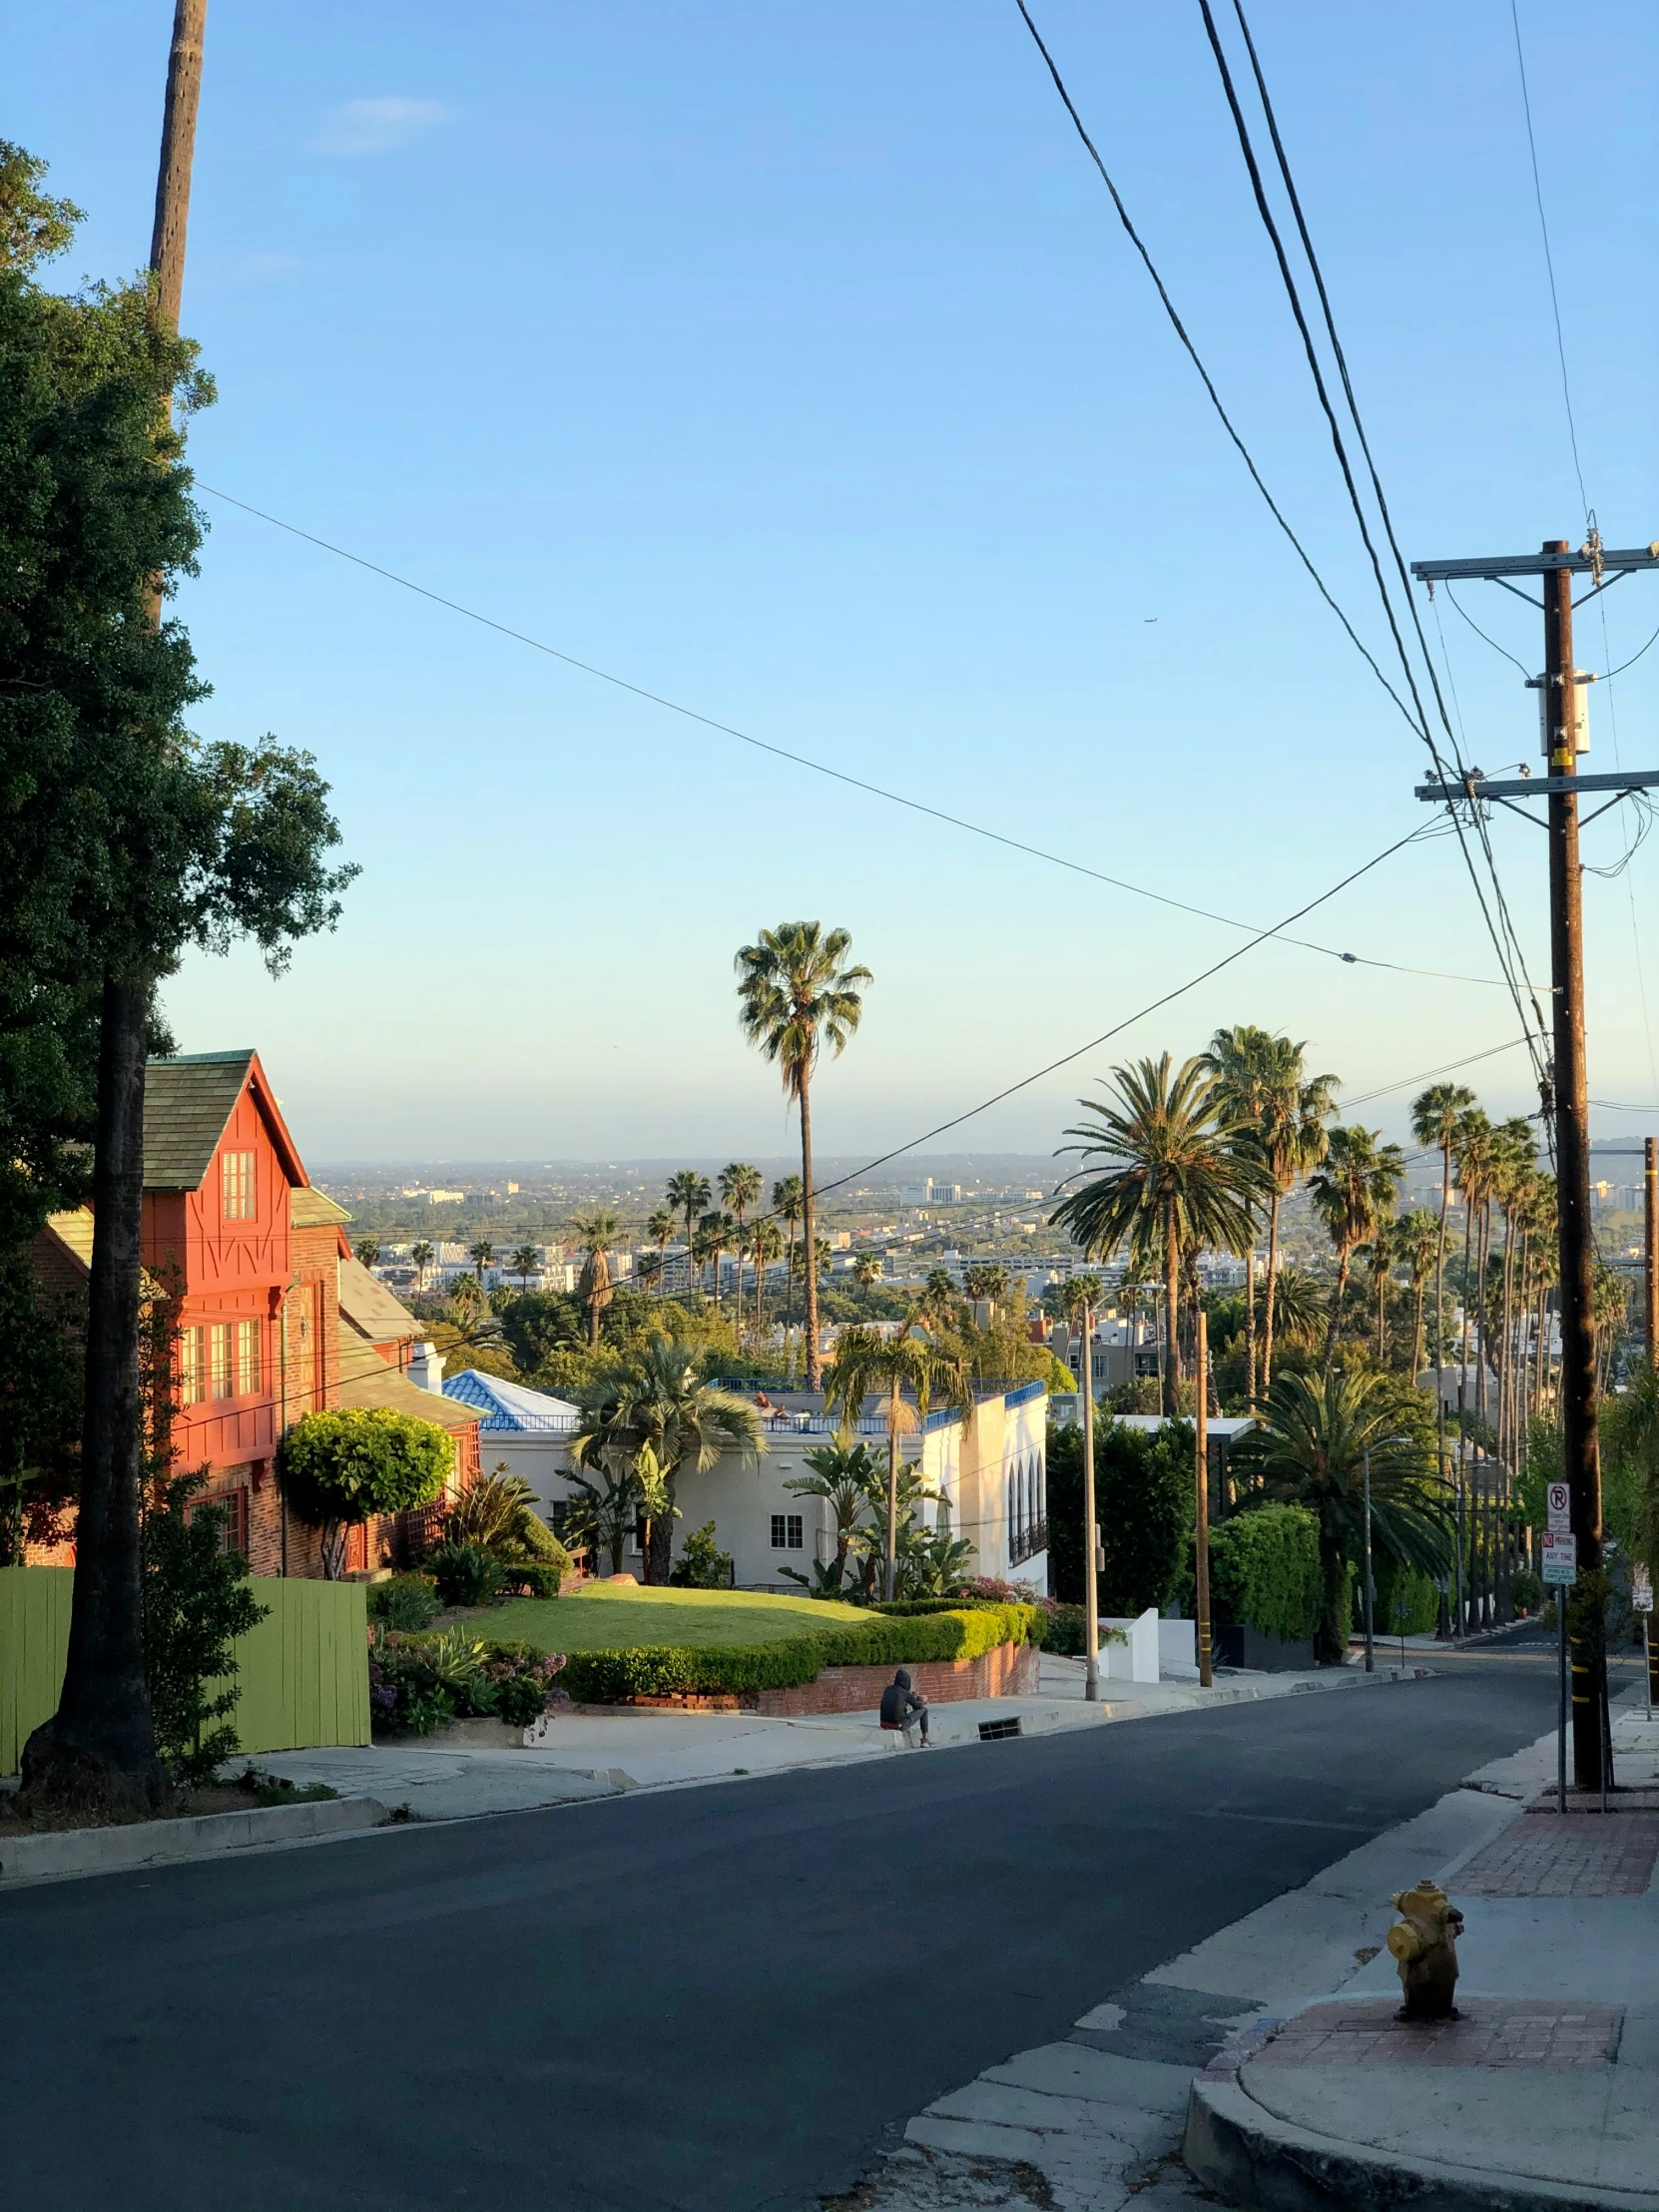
[236, 1318, 262, 1397]
[180, 1327, 204, 1406]
[209, 1323, 234, 1401]
[222, 1150, 256, 1221]
[770, 1513, 804, 1550]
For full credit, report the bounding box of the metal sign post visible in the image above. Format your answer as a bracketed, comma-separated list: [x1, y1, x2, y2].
[1542, 1517, 1577, 1815]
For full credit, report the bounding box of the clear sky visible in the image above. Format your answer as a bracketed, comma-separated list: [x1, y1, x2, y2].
[13, 3, 1659, 1171]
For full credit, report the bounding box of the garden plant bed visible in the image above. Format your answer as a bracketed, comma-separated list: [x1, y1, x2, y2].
[0, 1770, 337, 1836]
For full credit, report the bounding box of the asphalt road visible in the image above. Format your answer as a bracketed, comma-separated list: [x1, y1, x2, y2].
[1, 1651, 1562, 2212]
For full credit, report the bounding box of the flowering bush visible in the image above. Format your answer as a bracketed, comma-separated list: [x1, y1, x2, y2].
[369, 1627, 567, 1735]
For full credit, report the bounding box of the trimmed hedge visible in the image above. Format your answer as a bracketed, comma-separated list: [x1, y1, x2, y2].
[1207, 1506, 1323, 1643]
[560, 1602, 1044, 1703]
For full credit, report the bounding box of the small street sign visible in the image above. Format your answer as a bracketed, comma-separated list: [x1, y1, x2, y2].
[1541, 1530, 1577, 1587]
[1546, 1481, 1572, 1535]
[1634, 1565, 1653, 1615]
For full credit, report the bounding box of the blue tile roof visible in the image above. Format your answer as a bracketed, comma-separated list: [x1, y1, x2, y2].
[441, 1370, 581, 1433]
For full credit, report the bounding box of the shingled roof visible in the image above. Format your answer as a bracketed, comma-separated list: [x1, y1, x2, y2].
[143, 1050, 306, 1192]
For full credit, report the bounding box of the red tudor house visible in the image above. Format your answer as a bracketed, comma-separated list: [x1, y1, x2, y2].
[31, 1049, 481, 1577]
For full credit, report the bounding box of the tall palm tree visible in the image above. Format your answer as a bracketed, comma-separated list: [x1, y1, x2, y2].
[1051, 1054, 1268, 1415]
[1231, 1368, 1447, 1663]
[1452, 1109, 1495, 1422]
[1410, 1082, 1476, 1381]
[963, 1261, 1010, 1309]
[719, 1163, 763, 1339]
[569, 1209, 619, 1349]
[824, 1323, 971, 1600]
[410, 1239, 434, 1295]
[1258, 1050, 1338, 1394]
[467, 1238, 495, 1290]
[698, 1209, 736, 1312]
[508, 1244, 540, 1293]
[917, 1267, 962, 1336]
[645, 1208, 676, 1297]
[851, 1251, 882, 1291]
[735, 922, 872, 1387]
[751, 1218, 785, 1339]
[354, 1235, 381, 1270]
[666, 1171, 711, 1299]
[572, 1335, 765, 1583]
[1309, 1127, 1403, 1374]
[772, 1175, 804, 1317]
[1393, 1211, 1440, 1379]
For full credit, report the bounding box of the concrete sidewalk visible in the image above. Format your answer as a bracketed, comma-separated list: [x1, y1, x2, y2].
[254, 1650, 1427, 1823]
[851, 1688, 1659, 2211]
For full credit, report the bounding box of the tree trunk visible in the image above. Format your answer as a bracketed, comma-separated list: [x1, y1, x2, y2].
[646, 1474, 675, 1585]
[21, 974, 169, 1812]
[801, 1076, 822, 1388]
[1322, 1250, 1351, 1377]
[1316, 1520, 1347, 1666]
[884, 1407, 899, 1602]
[1162, 1215, 1182, 1416]
[1244, 1236, 1257, 1405]
[1412, 1279, 1426, 1378]
[1436, 1141, 1451, 1380]
[1263, 1187, 1282, 1391]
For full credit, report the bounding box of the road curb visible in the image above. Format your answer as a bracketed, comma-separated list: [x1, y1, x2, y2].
[0, 1795, 392, 1889]
[1183, 2074, 1659, 2212]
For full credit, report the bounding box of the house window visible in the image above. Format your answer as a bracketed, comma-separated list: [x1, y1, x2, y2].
[771, 1513, 804, 1550]
[209, 1323, 234, 1400]
[222, 1150, 256, 1221]
[236, 1318, 262, 1397]
[194, 1486, 249, 1558]
[180, 1327, 204, 1406]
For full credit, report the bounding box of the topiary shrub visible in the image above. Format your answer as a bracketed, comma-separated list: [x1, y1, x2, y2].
[669, 1521, 733, 1588]
[500, 1559, 565, 1599]
[1208, 1505, 1323, 1643]
[276, 1405, 451, 1578]
[367, 1573, 441, 1631]
[427, 1541, 506, 1609]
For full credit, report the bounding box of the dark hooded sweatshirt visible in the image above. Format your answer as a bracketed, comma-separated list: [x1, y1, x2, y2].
[879, 1669, 925, 1726]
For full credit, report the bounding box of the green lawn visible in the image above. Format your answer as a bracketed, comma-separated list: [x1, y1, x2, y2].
[452, 1583, 871, 1652]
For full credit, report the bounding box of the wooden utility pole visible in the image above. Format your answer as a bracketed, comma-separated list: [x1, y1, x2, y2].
[1541, 543, 1608, 1789]
[1411, 533, 1659, 1788]
[1195, 1310, 1213, 1688]
[151, 2, 208, 331]
[1645, 1136, 1657, 1360]
[1081, 1296, 1101, 1702]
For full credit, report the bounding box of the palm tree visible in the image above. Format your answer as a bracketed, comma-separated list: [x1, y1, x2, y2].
[772, 1175, 804, 1315]
[354, 1235, 380, 1270]
[736, 921, 872, 1387]
[645, 1208, 676, 1297]
[963, 1262, 1010, 1309]
[1452, 1109, 1495, 1422]
[410, 1239, 435, 1294]
[572, 1335, 766, 1583]
[467, 1240, 495, 1296]
[751, 1218, 785, 1339]
[508, 1244, 540, 1293]
[1257, 1048, 1338, 1394]
[851, 1251, 882, 1291]
[1255, 1263, 1325, 1350]
[666, 1171, 711, 1298]
[1310, 1127, 1403, 1373]
[719, 1163, 763, 1338]
[917, 1267, 961, 1336]
[569, 1209, 619, 1349]
[1051, 1054, 1269, 1415]
[783, 1437, 881, 1591]
[824, 1323, 971, 1601]
[1393, 1211, 1440, 1379]
[1410, 1082, 1476, 1380]
[697, 1209, 736, 1311]
[1231, 1368, 1447, 1663]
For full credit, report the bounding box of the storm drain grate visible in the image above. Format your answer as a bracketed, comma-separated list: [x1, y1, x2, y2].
[978, 1717, 1023, 1742]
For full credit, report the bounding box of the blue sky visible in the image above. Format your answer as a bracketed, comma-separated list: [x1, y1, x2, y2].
[14, 3, 1659, 1167]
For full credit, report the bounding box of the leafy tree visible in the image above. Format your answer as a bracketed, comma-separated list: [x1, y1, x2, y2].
[276, 1406, 452, 1579]
[736, 922, 871, 1386]
[823, 1323, 971, 1600]
[572, 1334, 764, 1584]
[1046, 1416, 1189, 1615]
[11, 158, 354, 1812]
[569, 1210, 619, 1348]
[140, 1471, 268, 1785]
[0, 1258, 83, 1567]
[1052, 1055, 1269, 1414]
[1230, 1368, 1447, 1663]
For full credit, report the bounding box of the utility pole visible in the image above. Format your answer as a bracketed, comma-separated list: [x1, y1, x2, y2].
[1363, 1445, 1375, 1674]
[1195, 1310, 1213, 1689]
[1081, 1293, 1101, 1703]
[1646, 1136, 1657, 1360]
[152, 1, 208, 332]
[1413, 532, 1659, 1790]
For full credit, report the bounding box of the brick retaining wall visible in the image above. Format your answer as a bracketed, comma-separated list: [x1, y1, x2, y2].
[748, 1638, 1038, 1718]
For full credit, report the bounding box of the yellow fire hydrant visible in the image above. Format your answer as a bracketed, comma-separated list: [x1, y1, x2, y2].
[1385, 1880, 1464, 2019]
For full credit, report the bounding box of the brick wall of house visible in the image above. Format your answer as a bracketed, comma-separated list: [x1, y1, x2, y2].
[747, 1638, 1039, 1716]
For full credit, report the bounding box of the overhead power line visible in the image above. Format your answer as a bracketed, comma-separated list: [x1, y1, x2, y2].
[1508, 0, 1588, 524]
[199, 482, 1501, 989]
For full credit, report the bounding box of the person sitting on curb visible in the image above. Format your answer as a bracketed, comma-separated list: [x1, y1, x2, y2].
[878, 1667, 929, 1747]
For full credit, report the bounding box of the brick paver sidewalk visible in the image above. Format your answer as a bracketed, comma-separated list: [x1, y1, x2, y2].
[1253, 1998, 1624, 2070]
[1454, 1811, 1659, 1896]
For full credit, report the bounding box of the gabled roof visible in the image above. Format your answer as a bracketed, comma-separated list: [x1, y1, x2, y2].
[337, 1256, 418, 1348]
[143, 1050, 309, 1192]
[291, 1187, 350, 1229]
[442, 1370, 580, 1433]
[40, 1209, 95, 1271]
[333, 1351, 484, 1434]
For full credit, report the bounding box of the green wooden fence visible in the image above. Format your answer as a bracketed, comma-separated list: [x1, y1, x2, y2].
[1, 1567, 369, 1775]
